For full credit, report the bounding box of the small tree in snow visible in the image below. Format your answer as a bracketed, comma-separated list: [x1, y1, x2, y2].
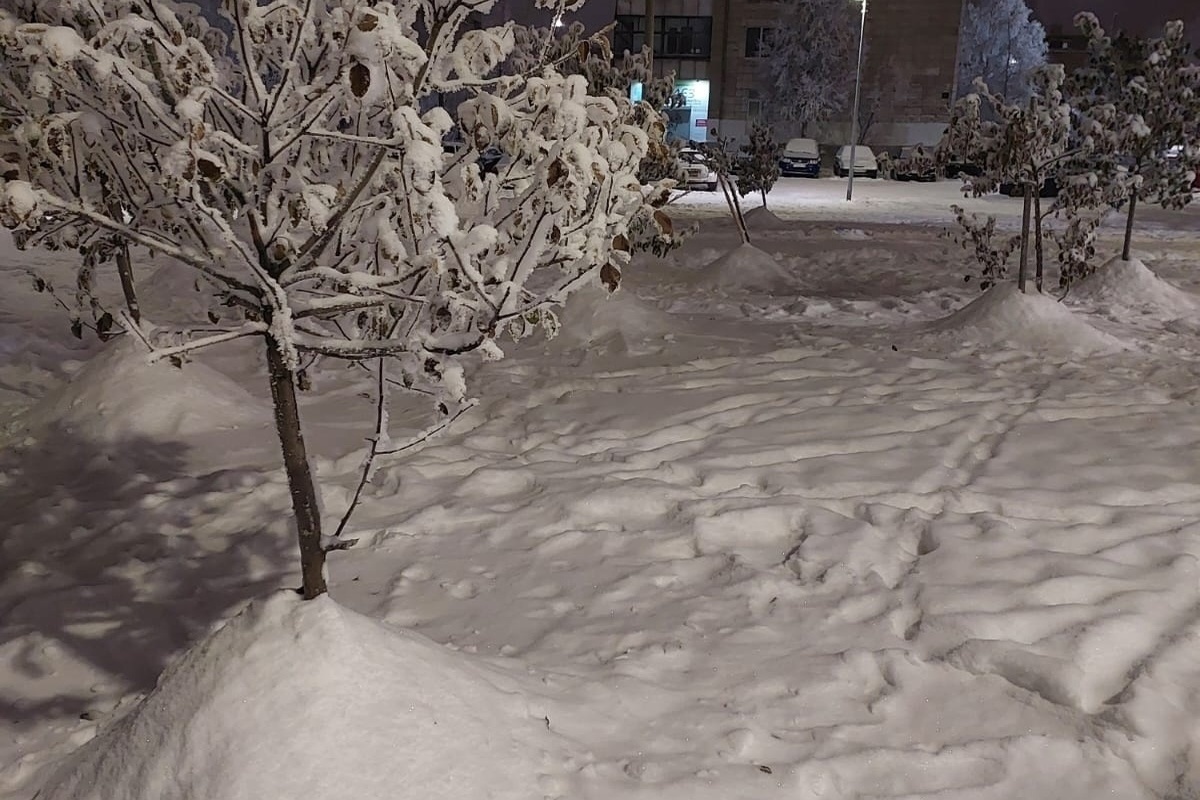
[758, 0, 857, 136]
[737, 120, 783, 210]
[955, 0, 1047, 103]
[944, 66, 1088, 292]
[0, 0, 670, 600]
[700, 131, 749, 244]
[1070, 13, 1200, 261]
[944, 204, 1020, 290]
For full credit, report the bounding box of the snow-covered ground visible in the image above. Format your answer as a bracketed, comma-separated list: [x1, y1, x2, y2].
[2, 189, 1200, 799]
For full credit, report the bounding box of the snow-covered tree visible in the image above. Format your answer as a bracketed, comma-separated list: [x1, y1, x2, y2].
[737, 120, 782, 210]
[944, 66, 1088, 292]
[758, 0, 857, 135]
[510, 20, 685, 226]
[0, 0, 671, 600]
[700, 131, 749, 243]
[955, 0, 1047, 103]
[1070, 13, 1200, 261]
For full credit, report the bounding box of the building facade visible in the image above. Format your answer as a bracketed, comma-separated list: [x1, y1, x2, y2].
[612, 0, 964, 147]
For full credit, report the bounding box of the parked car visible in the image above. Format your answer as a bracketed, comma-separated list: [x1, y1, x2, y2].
[999, 177, 1059, 198]
[834, 145, 878, 178]
[941, 154, 985, 178]
[677, 147, 719, 191]
[779, 137, 821, 177]
[894, 144, 937, 182]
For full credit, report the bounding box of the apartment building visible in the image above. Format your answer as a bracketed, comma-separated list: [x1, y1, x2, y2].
[611, 0, 964, 147]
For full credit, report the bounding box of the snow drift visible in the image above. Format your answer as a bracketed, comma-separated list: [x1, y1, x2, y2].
[742, 206, 792, 230]
[699, 243, 794, 292]
[1070, 257, 1200, 317]
[23, 336, 267, 441]
[925, 283, 1127, 355]
[40, 593, 553, 800]
[553, 282, 673, 351]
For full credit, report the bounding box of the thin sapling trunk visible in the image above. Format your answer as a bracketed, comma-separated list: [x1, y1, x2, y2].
[264, 330, 327, 600]
[115, 243, 140, 323]
[1033, 189, 1044, 293]
[1018, 184, 1032, 293]
[1122, 190, 1137, 261]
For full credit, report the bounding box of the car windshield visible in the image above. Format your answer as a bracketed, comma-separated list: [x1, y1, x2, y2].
[786, 141, 817, 157]
[680, 150, 707, 165]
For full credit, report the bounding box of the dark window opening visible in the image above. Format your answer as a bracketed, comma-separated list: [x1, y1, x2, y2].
[615, 15, 713, 59]
[745, 26, 775, 58]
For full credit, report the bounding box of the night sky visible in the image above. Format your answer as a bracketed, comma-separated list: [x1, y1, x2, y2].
[1026, 0, 1200, 36]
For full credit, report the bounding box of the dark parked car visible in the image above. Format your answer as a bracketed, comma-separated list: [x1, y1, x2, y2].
[940, 152, 985, 178]
[779, 137, 821, 178]
[999, 177, 1060, 198]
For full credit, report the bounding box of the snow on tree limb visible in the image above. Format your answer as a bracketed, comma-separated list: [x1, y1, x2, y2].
[0, 0, 671, 411]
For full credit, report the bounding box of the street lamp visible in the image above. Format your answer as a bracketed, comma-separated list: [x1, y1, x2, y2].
[846, 0, 867, 201]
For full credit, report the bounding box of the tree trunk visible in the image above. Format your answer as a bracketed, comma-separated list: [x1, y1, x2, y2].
[1122, 190, 1137, 261]
[1033, 189, 1044, 293]
[719, 175, 749, 244]
[1018, 185, 1032, 293]
[729, 181, 747, 232]
[263, 331, 327, 600]
[115, 243, 140, 323]
[761, 188, 768, 212]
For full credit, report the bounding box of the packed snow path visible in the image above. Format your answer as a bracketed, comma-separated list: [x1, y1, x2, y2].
[2, 215, 1200, 798]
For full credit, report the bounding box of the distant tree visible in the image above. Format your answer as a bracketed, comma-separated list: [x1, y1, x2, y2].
[758, 0, 857, 136]
[737, 121, 783, 210]
[1069, 13, 1200, 261]
[955, 0, 1047, 102]
[856, 56, 900, 145]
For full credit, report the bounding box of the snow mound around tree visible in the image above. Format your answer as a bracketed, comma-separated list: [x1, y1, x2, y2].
[25, 335, 267, 441]
[925, 283, 1127, 355]
[553, 283, 673, 351]
[700, 243, 795, 292]
[742, 205, 792, 230]
[136, 264, 227, 324]
[39, 593, 554, 800]
[1070, 257, 1200, 317]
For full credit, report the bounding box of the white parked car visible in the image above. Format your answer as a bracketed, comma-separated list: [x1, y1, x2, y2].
[677, 147, 719, 191]
[834, 145, 879, 179]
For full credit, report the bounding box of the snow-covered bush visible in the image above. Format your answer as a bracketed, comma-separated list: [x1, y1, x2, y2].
[1069, 13, 1200, 261]
[737, 120, 783, 210]
[0, 0, 671, 599]
[945, 205, 1020, 290]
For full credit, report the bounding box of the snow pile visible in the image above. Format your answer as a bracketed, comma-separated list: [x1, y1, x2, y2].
[699, 243, 795, 292]
[925, 282, 1127, 355]
[24, 336, 267, 440]
[554, 283, 673, 351]
[40, 593, 553, 800]
[1070, 257, 1200, 317]
[137, 264, 228, 324]
[742, 205, 792, 230]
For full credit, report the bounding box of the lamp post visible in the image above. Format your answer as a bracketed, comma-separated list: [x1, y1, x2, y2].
[845, 0, 867, 201]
